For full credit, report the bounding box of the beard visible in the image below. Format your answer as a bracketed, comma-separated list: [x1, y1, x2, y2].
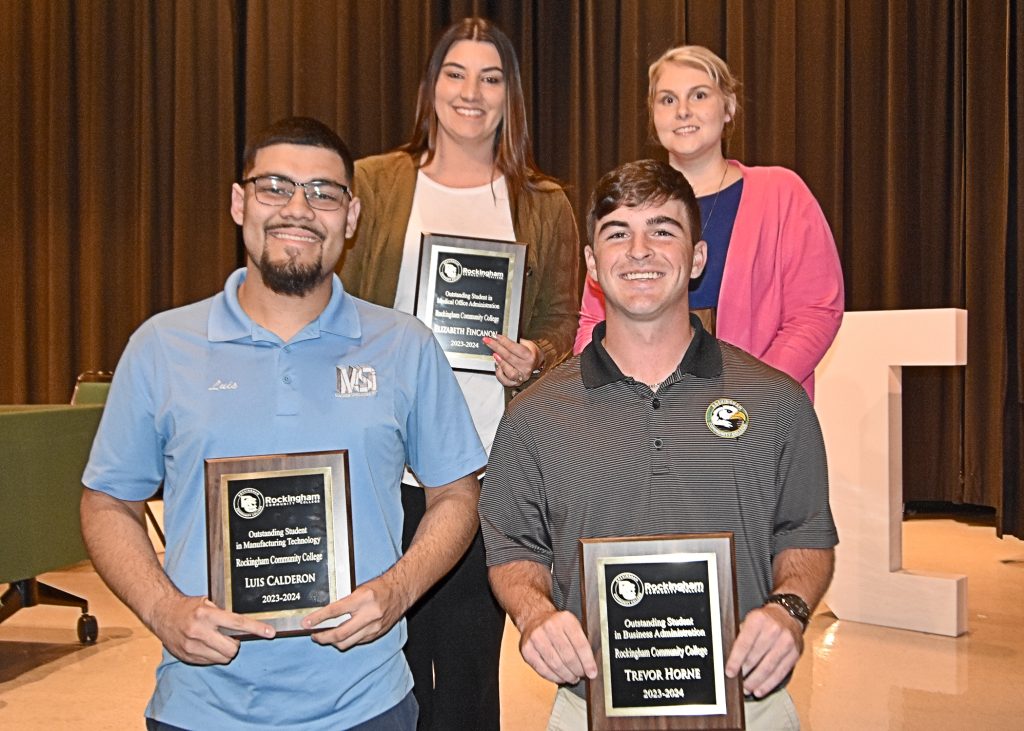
[255, 246, 328, 297]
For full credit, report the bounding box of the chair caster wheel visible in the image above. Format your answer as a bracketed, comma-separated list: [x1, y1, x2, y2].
[78, 613, 99, 644]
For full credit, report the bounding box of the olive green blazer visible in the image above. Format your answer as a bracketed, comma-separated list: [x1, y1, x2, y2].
[340, 151, 581, 376]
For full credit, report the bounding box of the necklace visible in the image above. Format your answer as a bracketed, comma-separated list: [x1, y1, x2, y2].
[699, 162, 730, 239]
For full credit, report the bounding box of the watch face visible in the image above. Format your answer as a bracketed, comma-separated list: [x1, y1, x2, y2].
[787, 597, 809, 620]
[769, 594, 809, 623]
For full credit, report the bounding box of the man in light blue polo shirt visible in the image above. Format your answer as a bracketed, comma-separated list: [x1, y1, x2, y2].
[81, 117, 487, 731]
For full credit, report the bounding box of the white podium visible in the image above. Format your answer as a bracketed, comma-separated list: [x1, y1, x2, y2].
[815, 309, 968, 636]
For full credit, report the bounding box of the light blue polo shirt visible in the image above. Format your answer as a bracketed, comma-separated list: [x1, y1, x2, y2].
[83, 268, 486, 730]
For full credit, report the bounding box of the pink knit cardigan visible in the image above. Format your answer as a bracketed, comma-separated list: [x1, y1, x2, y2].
[574, 161, 844, 400]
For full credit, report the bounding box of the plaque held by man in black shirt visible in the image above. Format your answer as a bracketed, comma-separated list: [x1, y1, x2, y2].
[580, 534, 744, 730]
[205, 450, 354, 637]
[414, 233, 527, 372]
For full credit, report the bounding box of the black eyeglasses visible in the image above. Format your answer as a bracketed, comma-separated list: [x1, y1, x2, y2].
[241, 175, 351, 211]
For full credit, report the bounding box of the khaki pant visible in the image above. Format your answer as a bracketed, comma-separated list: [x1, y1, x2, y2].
[546, 686, 800, 731]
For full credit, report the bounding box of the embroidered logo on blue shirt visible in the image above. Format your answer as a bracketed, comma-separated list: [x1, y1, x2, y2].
[208, 379, 238, 391]
[336, 365, 377, 398]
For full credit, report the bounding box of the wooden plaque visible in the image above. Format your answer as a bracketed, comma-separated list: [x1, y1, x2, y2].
[414, 233, 527, 372]
[580, 534, 744, 730]
[205, 450, 355, 638]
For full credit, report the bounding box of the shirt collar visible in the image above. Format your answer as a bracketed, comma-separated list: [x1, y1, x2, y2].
[580, 314, 722, 389]
[208, 268, 362, 343]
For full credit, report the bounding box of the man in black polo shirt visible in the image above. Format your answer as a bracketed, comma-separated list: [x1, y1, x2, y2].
[479, 159, 837, 730]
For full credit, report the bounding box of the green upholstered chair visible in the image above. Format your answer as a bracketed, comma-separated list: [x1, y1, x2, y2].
[0, 404, 102, 642]
[70, 370, 113, 405]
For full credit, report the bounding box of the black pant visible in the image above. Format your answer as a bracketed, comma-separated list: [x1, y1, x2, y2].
[401, 483, 505, 731]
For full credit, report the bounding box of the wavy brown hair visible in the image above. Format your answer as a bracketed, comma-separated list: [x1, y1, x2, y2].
[402, 17, 553, 210]
[587, 159, 702, 246]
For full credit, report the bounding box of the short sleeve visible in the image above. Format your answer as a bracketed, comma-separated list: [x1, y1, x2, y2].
[773, 389, 839, 553]
[404, 331, 487, 487]
[478, 409, 553, 567]
[82, 323, 165, 501]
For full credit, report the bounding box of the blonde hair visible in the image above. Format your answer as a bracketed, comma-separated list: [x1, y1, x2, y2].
[648, 46, 742, 138]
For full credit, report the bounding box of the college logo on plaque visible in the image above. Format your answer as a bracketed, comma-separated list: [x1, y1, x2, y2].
[438, 258, 463, 283]
[610, 572, 644, 607]
[232, 487, 265, 519]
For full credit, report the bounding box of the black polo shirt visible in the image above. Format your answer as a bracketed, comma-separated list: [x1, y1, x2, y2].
[480, 315, 837, 633]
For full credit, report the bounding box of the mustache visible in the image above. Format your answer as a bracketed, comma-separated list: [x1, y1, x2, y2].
[264, 223, 325, 241]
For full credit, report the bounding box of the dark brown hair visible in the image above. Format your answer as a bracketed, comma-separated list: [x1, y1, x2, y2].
[241, 116, 355, 181]
[402, 17, 550, 209]
[587, 159, 701, 244]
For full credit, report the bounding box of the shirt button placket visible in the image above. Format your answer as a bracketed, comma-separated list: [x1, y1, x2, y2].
[278, 345, 299, 416]
[651, 395, 670, 475]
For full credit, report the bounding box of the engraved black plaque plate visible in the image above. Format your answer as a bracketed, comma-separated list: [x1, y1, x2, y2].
[580, 534, 744, 730]
[414, 233, 527, 372]
[205, 451, 354, 637]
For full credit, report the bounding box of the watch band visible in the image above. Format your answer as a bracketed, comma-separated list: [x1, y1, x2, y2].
[765, 593, 810, 629]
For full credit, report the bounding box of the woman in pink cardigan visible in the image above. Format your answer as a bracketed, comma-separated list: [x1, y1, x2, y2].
[575, 46, 843, 399]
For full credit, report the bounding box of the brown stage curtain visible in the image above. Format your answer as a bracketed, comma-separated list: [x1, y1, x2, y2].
[2, 1, 1020, 534]
[1, 1, 240, 403]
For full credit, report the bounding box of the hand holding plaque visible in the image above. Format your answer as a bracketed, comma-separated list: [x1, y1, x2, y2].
[414, 233, 527, 372]
[205, 450, 355, 638]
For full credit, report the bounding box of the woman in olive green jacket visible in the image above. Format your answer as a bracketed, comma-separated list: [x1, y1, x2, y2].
[339, 17, 579, 731]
